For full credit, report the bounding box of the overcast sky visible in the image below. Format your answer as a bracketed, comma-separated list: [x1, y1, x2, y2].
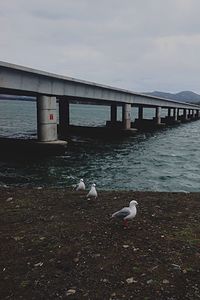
[1, 0, 200, 93]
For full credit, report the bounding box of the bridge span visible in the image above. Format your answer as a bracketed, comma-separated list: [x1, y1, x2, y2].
[0, 61, 200, 147]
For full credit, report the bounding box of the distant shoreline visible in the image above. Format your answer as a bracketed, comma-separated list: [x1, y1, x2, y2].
[0, 95, 35, 101]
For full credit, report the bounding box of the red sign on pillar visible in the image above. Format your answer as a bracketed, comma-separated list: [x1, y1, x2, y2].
[49, 114, 54, 120]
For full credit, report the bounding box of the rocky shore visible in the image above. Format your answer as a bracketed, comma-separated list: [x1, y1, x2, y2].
[0, 187, 200, 299]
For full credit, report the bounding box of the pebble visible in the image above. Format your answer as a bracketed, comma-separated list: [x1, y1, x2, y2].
[126, 277, 137, 284]
[66, 289, 76, 296]
[94, 253, 101, 257]
[123, 245, 129, 248]
[147, 279, 153, 284]
[6, 197, 13, 202]
[34, 262, 43, 267]
[163, 279, 169, 284]
[73, 257, 79, 263]
[171, 263, 181, 271]
[13, 236, 24, 241]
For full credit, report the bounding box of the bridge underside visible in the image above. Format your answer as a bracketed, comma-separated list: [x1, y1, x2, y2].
[0, 61, 200, 153]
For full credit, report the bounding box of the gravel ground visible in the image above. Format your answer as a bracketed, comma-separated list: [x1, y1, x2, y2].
[0, 187, 200, 300]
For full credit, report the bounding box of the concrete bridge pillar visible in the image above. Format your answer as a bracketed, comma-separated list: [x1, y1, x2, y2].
[59, 99, 70, 129]
[111, 103, 117, 124]
[196, 109, 200, 118]
[192, 110, 195, 118]
[37, 95, 57, 142]
[155, 107, 161, 124]
[122, 103, 131, 129]
[173, 108, 178, 121]
[177, 109, 180, 119]
[138, 105, 143, 120]
[183, 109, 188, 120]
[168, 108, 171, 117]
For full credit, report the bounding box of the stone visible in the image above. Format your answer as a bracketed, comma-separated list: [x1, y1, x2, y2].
[126, 277, 137, 284]
[66, 289, 76, 296]
[147, 279, 153, 284]
[163, 279, 169, 284]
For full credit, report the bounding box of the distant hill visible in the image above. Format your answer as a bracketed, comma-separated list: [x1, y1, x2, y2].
[144, 91, 200, 104]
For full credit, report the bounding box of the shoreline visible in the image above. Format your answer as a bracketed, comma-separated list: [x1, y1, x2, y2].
[0, 187, 200, 299]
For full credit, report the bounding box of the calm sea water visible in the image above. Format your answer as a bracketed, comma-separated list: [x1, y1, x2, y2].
[0, 99, 200, 192]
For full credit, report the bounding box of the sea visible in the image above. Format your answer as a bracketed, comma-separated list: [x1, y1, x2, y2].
[0, 99, 200, 192]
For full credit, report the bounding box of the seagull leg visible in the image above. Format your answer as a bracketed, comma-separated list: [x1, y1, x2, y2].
[123, 219, 128, 228]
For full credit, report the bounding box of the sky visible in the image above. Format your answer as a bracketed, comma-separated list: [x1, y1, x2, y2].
[1, 0, 200, 93]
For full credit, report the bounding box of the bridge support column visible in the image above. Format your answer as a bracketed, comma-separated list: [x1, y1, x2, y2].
[196, 109, 200, 119]
[138, 105, 143, 121]
[111, 103, 117, 124]
[192, 110, 195, 119]
[155, 107, 161, 124]
[173, 108, 178, 121]
[168, 108, 171, 117]
[177, 109, 180, 119]
[183, 109, 188, 121]
[37, 95, 57, 142]
[59, 99, 70, 134]
[122, 103, 131, 129]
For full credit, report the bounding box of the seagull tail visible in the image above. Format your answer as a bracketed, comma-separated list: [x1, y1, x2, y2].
[111, 212, 118, 218]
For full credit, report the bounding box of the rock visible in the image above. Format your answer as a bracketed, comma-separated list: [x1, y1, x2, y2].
[126, 277, 137, 284]
[147, 279, 153, 284]
[66, 289, 76, 296]
[94, 253, 101, 257]
[13, 236, 24, 241]
[171, 264, 181, 271]
[73, 257, 79, 263]
[163, 279, 169, 284]
[123, 245, 129, 248]
[34, 262, 43, 267]
[6, 197, 13, 202]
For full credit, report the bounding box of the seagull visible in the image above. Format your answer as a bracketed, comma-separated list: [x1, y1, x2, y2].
[76, 179, 85, 191]
[111, 200, 138, 227]
[87, 183, 98, 199]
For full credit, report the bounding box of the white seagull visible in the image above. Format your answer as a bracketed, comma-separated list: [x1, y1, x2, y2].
[76, 179, 85, 191]
[111, 200, 138, 226]
[87, 183, 98, 199]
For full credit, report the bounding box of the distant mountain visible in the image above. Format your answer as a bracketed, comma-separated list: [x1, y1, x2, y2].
[144, 91, 200, 104]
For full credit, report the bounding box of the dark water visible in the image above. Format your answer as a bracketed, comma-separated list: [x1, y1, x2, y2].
[0, 99, 200, 192]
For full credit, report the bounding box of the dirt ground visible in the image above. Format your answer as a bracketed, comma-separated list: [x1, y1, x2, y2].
[0, 187, 200, 300]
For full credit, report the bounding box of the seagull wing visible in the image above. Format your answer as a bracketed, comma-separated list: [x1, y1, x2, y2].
[112, 207, 130, 219]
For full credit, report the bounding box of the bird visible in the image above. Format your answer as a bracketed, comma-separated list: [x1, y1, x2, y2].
[76, 179, 85, 191]
[87, 183, 98, 199]
[111, 200, 138, 227]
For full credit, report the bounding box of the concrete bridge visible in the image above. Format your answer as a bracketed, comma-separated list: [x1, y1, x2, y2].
[0, 61, 200, 147]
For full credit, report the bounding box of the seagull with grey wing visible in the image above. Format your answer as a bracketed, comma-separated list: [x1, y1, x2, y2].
[111, 200, 138, 227]
[87, 183, 98, 199]
[76, 179, 85, 191]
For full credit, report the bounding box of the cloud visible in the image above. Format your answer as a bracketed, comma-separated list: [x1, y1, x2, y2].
[1, 0, 200, 93]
